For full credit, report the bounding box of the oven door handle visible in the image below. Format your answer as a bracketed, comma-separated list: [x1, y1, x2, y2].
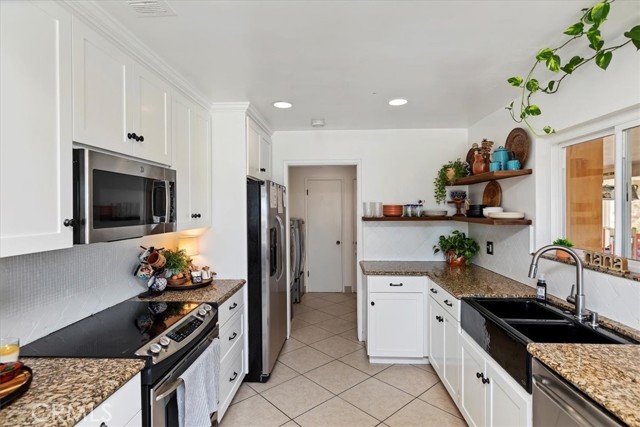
[155, 378, 184, 402]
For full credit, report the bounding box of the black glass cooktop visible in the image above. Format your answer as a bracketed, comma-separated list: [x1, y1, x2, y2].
[22, 301, 201, 359]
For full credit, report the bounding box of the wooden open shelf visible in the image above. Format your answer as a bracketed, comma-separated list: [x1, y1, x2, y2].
[362, 216, 532, 225]
[447, 169, 532, 186]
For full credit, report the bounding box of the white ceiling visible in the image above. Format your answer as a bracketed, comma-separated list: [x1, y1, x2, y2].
[96, 0, 640, 131]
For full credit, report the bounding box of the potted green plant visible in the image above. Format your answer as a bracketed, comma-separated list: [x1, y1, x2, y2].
[161, 248, 192, 276]
[553, 238, 575, 260]
[433, 230, 480, 266]
[434, 159, 468, 205]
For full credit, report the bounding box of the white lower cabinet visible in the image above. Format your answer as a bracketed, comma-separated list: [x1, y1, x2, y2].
[427, 280, 460, 403]
[366, 276, 428, 363]
[460, 332, 532, 427]
[218, 285, 247, 421]
[76, 373, 141, 427]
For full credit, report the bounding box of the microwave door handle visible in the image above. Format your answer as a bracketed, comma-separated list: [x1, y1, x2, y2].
[152, 180, 170, 223]
[164, 180, 170, 223]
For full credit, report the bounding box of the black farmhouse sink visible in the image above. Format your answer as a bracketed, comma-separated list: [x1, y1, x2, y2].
[461, 298, 636, 392]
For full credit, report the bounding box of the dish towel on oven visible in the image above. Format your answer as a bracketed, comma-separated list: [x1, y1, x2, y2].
[177, 337, 220, 427]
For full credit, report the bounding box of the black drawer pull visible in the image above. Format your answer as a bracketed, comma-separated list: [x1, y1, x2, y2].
[371, 301, 375, 306]
[100, 423, 107, 427]
[430, 288, 438, 293]
[229, 371, 238, 382]
[260, 168, 266, 172]
[435, 315, 444, 323]
[389, 283, 403, 287]
[444, 300, 453, 307]
[229, 302, 238, 310]
[476, 372, 484, 379]
[229, 332, 238, 341]
[482, 377, 490, 384]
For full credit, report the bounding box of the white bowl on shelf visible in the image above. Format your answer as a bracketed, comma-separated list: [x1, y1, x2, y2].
[487, 211, 525, 219]
[482, 207, 504, 217]
[424, 210, 448, 217]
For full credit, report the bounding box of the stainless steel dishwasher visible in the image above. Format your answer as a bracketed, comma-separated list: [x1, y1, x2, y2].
[532, 359, 624, 426]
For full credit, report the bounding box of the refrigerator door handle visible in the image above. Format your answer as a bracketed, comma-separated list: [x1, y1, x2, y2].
[275, 215, 285, 282]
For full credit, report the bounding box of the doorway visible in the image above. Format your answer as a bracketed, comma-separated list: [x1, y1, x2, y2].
[288, 166, 357, 294]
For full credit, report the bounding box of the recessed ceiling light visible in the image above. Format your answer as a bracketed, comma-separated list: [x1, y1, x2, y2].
[272, 101, 293, 109]
[388, 98, 408, 106]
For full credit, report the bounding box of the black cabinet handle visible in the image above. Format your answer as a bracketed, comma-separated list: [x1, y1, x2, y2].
[444, 300, 453, 307]
[389, 283, 403, 287]
[100, 423, 107, 427]
[435, 315, 443, 322]
[191, 213, 202, 218]
[138, 135, 144, 142]
[197, 214, 201, 218]
[336, 240, 341, 245]
[370, 301, 375, 306]
[229, 371, 238, 382]
[476, 372, 484, 379]
[260, 168, 266, 172]
[229, 332, 238, 341]
[430, 288, 438, 294]
[63, 219, 76, 227]
[482, 377, 490, 384]
[229, 302, 238, 310]
[128, 132, 138, 140]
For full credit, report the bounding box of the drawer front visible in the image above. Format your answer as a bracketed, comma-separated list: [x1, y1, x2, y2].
[427, 280, 460, 321]
[76, 373, 141, 427]
[219, 344, 244, 411]
[219, 285, 245, 326]
[220, 309, 244, 363]
[367, 275, 426, 293]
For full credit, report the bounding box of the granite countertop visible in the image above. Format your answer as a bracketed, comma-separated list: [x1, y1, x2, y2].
[137, 278, 245, 305]
[528, 344, 640, 427]
[0, 358, 145, 427]
[360, 260, 536, 298]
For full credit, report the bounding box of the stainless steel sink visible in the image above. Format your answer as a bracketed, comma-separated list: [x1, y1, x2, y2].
[460, 298, 637, 392]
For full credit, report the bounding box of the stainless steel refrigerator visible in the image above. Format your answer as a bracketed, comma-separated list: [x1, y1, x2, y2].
[246, 179, 288, 382]
[290, 218, 306, 303]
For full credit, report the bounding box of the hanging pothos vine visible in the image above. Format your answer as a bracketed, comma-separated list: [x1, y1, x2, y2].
[506, 0, 640, 136]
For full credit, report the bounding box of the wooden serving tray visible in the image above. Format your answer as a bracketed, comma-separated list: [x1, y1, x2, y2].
[165, 277, 213, 291]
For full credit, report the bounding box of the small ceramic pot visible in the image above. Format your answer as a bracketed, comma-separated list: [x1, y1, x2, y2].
[446, 251, 466, 267]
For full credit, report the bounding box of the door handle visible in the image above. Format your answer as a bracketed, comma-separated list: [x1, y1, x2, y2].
[229, 371, 238, 382]
[389, 283, 403, 287]
[336, 240, 341, 245]
[229, 302, 238, 310]
[444, 300, 453, 307]
[229, 332, 238, 341]
[430, 288, 438, 294]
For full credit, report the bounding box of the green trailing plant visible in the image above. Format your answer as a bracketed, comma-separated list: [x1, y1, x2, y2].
[553, 238, 575, 248]
[506, 0, 640, 136]
[434, 159, 468, 204]
[433, 231, 480, 266]
[161, 248, 192, 274]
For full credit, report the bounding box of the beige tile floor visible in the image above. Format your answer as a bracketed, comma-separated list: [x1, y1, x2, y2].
[221, 292, 467, 427]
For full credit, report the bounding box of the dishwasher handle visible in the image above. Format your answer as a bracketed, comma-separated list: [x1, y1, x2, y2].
[533, 374, 592, 426]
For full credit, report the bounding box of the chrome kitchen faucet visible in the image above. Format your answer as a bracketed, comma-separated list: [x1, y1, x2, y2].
[528, 245, 586, 321]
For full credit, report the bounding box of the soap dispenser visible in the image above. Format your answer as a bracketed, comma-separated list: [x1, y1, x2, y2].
[536, 274, 547, 301]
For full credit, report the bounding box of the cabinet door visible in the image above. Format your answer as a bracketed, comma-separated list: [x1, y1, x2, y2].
[428, 296, 445, 376]
[460, 334, 487, 427]
[246, 118, 260, 178]
[0, 1, 73, 257]
[259, 133, 272, 180]
[368, 292, 424, 358]
[189, 105, 211, 228]
[486, 361, 532, 427]
[442, 312, 460, 403]
[72, 18, 130, 153]
[130, 63, 171, 165]
[172, 93, 192, 228]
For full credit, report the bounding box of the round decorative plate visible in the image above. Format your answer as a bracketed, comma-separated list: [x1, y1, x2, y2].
[505, 127, 530, 167]
[482, 181, 502, 207]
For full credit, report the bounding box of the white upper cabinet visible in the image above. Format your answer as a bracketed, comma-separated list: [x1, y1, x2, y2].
[0, 1, 73, 258]
[130, 63, 171, 165]
[72, 19, 171, 165]
[246, 116, 271, 180]
[172, 92, 211, 230]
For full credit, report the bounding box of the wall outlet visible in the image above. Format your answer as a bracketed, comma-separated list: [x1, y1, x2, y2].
[486, 241, 494, 255]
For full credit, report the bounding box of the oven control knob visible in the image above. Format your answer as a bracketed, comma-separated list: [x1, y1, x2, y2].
[202, 304, 212, 312]
[198, 308, 207, 317]
[159, 336, 171, 347]
[149, 343, 162, 355]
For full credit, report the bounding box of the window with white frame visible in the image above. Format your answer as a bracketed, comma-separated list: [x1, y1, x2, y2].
[562, 121, 640, 260]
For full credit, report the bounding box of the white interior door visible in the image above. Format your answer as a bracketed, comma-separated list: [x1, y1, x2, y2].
[306, 179, 343, 292]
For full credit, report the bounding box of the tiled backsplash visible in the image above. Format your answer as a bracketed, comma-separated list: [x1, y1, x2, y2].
[0, 234, 177, 344]
[470, 224, 640, 330]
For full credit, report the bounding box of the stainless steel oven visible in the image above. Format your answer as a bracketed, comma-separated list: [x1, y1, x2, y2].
[72, 148, 176, 243]
[151, 326, 219, 427]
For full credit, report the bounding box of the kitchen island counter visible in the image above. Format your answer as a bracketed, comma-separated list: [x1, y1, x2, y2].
[528, 343, 640, 427]
[0, 357, 145, 427]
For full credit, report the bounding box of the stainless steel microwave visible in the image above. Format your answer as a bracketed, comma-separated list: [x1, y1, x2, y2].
[72, 149, 176, 244]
